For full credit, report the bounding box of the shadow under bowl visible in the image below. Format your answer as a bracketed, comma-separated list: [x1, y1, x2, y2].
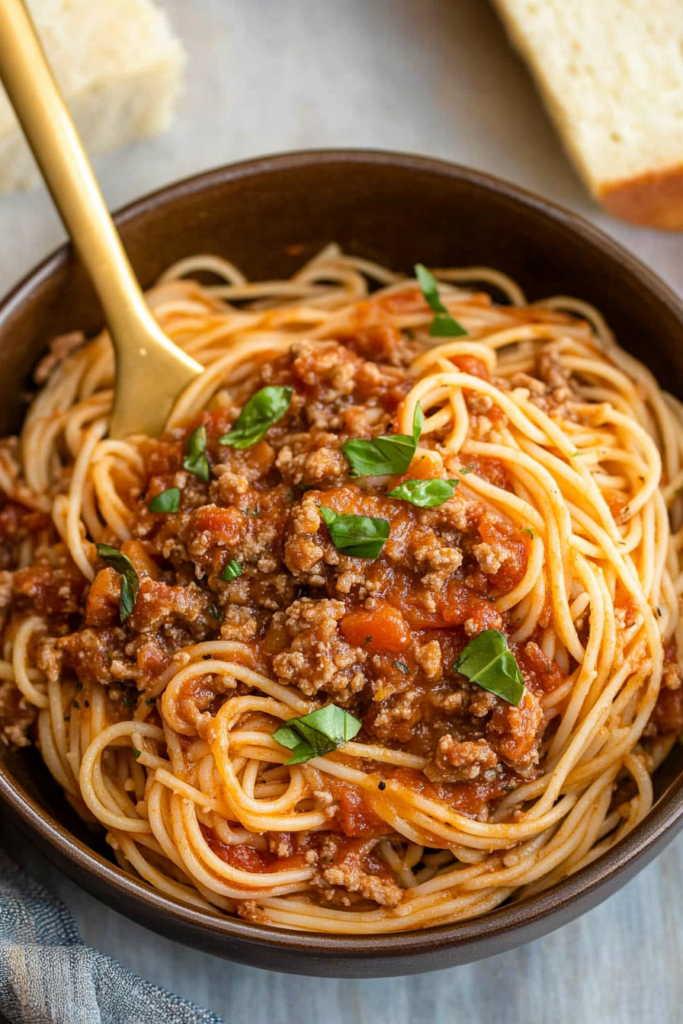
[1, 150, 682, 978]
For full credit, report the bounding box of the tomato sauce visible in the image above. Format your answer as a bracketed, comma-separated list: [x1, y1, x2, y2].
[449, 355, 490, 380]
[390, 767, 512, 820]
[321, 778, 392, 838]
[200, 824, 307, 873]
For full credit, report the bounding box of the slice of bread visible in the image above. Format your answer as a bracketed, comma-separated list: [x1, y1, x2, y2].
[0, 0, 185, 195]
[492, 0, 683, 229]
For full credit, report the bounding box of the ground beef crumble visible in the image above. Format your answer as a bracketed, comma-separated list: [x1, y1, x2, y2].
[271, 598, 368, 697]
[0, 679, 36, 748]
[312, 835, 403, 908]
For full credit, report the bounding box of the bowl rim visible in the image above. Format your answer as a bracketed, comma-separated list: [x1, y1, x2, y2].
[2, 147, 683, 959]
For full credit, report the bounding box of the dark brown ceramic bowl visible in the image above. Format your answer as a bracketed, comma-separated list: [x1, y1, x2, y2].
[1, 151, 683, 978]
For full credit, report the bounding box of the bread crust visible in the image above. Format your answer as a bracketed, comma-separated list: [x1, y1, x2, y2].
[599, 165, 683, 231]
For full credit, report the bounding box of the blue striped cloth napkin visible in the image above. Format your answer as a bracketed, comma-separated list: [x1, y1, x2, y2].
[0, 848, 225, 1024]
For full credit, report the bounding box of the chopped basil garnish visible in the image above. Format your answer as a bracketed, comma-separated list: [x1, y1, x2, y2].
[393, 660, 410, 675]
[415, 264, 467, 338]
[219, 385, 293, 449]
[183, 424, 210, 482]
[387, 477, 459, 508]
[273, 704, 362, 765]
[223, 559, 242, 581]
[207, 603, 221, 619]
[96, 544, 140, 623]
[320, 506, 390, 559]
[522, 527, 535, 539]
[341, 404, 423, 477]
[132, 747, 141, 759]
[453, 629, 524, 706]
[148, 487, 180, 513]
[459, 465, 474, 476]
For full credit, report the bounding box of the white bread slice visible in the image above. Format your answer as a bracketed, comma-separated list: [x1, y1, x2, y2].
[0, 0, 185, 194]
[492, 0, 683, 230]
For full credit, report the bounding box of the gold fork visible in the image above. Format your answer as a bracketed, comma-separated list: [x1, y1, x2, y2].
[0, 0, 203, 438]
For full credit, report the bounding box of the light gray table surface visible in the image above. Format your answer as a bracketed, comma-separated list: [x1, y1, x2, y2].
[2, 1, 683, 1021]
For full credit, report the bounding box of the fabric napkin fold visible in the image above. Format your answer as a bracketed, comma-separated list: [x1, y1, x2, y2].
[0, 848, 224, 1024]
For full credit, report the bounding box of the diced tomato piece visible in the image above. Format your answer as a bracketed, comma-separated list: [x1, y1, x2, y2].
[388, 458, 443, 488]
[341, 601, 410, 654]
[398, 580, 500, 632]
[191, 505, 244, 546]
[85, 568, 120, 626]
[450, 355, 489, 380]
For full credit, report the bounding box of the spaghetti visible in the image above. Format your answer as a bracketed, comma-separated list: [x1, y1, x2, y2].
[1, 244, 682, 934]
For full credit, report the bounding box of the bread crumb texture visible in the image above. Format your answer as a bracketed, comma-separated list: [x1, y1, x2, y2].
[492, 0, 683, 228]
[0, 0, 186, 194]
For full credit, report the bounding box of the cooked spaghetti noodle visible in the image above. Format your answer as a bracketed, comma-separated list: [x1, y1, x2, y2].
[1, 245, 682, 934]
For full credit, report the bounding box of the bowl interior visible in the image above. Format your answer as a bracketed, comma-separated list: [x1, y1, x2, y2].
[2, 151, 683, 975]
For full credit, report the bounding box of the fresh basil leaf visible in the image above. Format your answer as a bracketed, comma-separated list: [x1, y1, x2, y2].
[414, 264, 467, 338]
[183, 424, 210, 482]
[148, 487, 180, 513]
[341, 403, 424, 477]
[96, 544, 140, 623]
[411, 404, 424, 443]
[453, 628, 524, 706]
[387, 477, 459, 508]
[223, 559, 242, 581]
[273, 704, 362, 765]
[320, 506, 390, 559]
[219, 385, 293, 449]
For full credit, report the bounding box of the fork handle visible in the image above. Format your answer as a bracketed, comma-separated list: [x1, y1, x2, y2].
[0, 0, 155, 346]
[0, 0, 201, 438]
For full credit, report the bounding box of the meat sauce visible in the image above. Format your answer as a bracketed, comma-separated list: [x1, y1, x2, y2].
[389, 767, 514, 820]
[1, 324, 677, 893]
[321, 777, 392, 837]
[650, 637, 683, 733]
[199, 824, 307, 874]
